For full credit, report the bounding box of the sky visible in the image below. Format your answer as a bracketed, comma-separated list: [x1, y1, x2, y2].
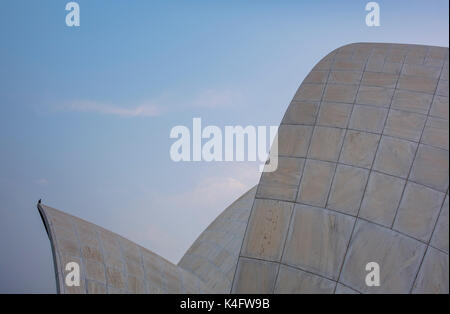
[0, 0, 448, 293]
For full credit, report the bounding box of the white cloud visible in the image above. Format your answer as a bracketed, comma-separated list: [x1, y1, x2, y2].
[65, 100, 161, 117]
[191, 89, 244, 109]
[35, 178, 48, 185]
[126, 163, 260, 263]
[61, 87, 245, 118]
[161, 163, 259, 214]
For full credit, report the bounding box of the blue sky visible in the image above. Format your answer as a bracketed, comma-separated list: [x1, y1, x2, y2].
[0, 0, 448, 293]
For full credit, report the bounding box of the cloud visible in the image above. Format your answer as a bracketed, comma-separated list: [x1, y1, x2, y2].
[171, 176, 247, 209]
[191, 89, 244, 109]
[65, 100, 161, 117]
[35, 178, 48, 185]
[124, 163, 260, 263]
[154, 163, 259, 214]
[60, 87, 245, 118]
